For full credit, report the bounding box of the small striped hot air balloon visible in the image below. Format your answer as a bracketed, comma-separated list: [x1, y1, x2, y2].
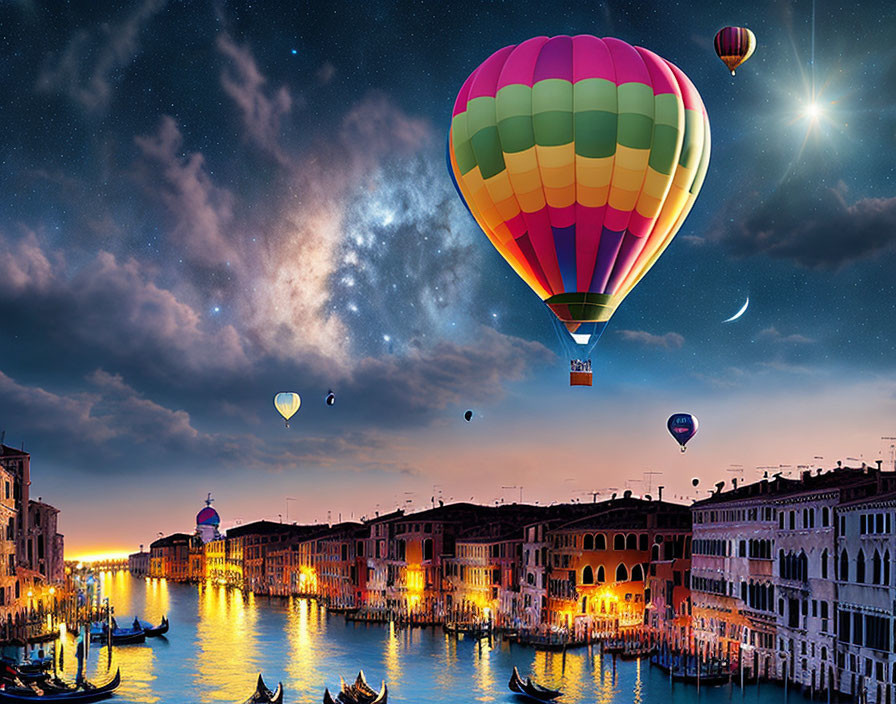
[448, 35, 711, 386]
[274, 392, 301, 428]
[714, 26, 756, 76]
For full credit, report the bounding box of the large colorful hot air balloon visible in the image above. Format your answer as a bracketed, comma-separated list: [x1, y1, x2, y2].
[714, 27, 756, 76]
[448, 36, 710, 385]
[274, 392, 301, 428]
[667, 413, 698, 452]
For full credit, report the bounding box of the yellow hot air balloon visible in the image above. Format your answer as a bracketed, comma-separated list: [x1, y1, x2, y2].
[274, 392, 301, 428]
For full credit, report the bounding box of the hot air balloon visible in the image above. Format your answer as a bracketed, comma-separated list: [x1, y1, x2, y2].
[691, 477, 700, 488]
[464, 410, 474, 422]
[274, 392, 301, 428]
[667, 413, 698, 452]
[448, 35, 711, 386]
[714, 27, 756, 76]
[326, 390, 336, 406]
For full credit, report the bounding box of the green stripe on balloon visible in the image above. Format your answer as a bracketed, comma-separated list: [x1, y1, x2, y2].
[495, 84, 532, 120]
[617, 113, 653, 150]
[618, 83, 655, 117]
[533, 111, 574, 147]
[574, 111, 618, 158]
[648, 124, 680, 174]
[496, 115, 535, 153]
[653, 94, 681, 128]
[532, 79, 573, 114]
[470, 125, 506, 180]
[572, 78, 617, 113]
[450, 115, 478, 175]
[679, 110, 703, 166]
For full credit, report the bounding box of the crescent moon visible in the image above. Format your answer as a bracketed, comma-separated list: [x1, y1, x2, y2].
[723, 297, 749, 323]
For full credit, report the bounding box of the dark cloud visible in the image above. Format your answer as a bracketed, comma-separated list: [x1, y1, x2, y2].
[616, 330, 685, 349]
[714, 180, 896, 270]
[34, 0, 166, 112]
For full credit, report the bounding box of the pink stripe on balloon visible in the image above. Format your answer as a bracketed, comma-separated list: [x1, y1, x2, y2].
[665, 60, 704, 114]
[504, 212, 527, 238]
[602, 37, 650, 85]
[624, 211, 654, 238]
[571, 35, 615, 82]
[635, 47, 679, 95]
[467, 45, 516, 102]
[521, 207, 564, 293]
[548, 203, 576, 229]
[452, 69, 479, 117]
[575, 204, 604, 291]
[604, 206, 632, 232]
[533, 36, 573, 83]
[497, 36, 549, 89]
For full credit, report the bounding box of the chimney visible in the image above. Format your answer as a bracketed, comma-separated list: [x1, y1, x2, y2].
[876, 460, 882, 472]
[658, 486, 664, 502]
[802, 470, 811, 483]
[732, 478, 738, 489]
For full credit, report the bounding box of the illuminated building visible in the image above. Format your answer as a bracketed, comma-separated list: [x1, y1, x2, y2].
[0, 465, 17, 617]
[149, 533, 191, 581]
[128, 547, 149, 577]
[546, 497, 691, 639]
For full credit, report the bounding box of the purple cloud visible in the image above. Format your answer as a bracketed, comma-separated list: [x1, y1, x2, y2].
[616, 329, 685, 349]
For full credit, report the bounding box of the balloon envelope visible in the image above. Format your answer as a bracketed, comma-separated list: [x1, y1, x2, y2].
[274, 392, 301, 421]
[691, 477, 700, 487]
[714, 27, 756, 75]
[464, 410, 473, 422]
[667, 413, 698, 448]
[326, 391, 336, 406]
[448, 35, 711, 360]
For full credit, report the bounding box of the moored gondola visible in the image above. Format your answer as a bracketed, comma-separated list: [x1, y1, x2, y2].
[508, 667, 562, 702]
[139, 616, 169, 638]
[323, 672, 386, 704]
[239, 674, 283, 704]
[0, 668, 120, 703]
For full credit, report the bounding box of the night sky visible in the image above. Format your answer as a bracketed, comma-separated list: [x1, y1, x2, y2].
[2, 0, 896, 556]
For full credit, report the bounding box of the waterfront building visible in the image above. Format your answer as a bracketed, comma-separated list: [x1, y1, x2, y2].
[229, 521, 324, 594]
[149, 533, 191, 581]
[546, 497, 691, 640]
[315, 522, 366, 608]
[204, 536, 228, 584]
[128, 547, 149, 577]
[835, 484, 896, 704]
[0, 445, 30, 569]
[0, 465, 17, 617]
[195, 495, 221, 544]
[27, 499, 63, 584]
[519, 518, 560, 630]
[362, 510, 403, 613]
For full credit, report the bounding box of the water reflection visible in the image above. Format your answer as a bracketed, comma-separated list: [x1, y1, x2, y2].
[74, 575, 809, 704]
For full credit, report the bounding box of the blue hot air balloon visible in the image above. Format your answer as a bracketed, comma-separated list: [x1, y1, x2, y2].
[667, 413, 698, 452]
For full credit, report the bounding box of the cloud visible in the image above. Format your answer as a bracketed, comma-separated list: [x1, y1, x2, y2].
[35, 0, 166, 112]
[714, 180, 896, 269]
[316, 61, 336, 85]
[757, 327, 815, 344]
[134, 116, 239, 268]
[616, 329, 685, 349]
[0, 230, 249, 380]
[217, 34, 295, 165]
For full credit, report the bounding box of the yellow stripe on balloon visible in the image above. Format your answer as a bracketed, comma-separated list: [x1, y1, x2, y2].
[541, 164, 575, 189]
[575, 183, 610, 208]
[575, 156, 614, 188]
[544, 183, 576, 209]
[534, 143, 575, 170]
[516, 189, 546, 213]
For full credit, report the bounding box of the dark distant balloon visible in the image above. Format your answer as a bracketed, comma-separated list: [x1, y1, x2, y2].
[692, 477, 700, 488]
[464, 410, 473, 422]
[714, 26, 756, 76]
[326, 390, 335, 406]
[667, 413, 699, 452]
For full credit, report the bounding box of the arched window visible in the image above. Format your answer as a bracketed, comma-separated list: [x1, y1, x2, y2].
[884, 551, 891, 586]
[631, 564, 644, 581]
[613, 534, 625, 551]
[583, 534, 594, 551]
[423, 538, 433, 562]
[856, 550, 866, 583]
[626, 534, 637, 551]
[839, 550, 849, 581]
[779, 550, 786, 577]
[798, 551, 808, 582]
[821, 550, 828, 579]
[651, 544, 659, 561]
[873, 550, 882, 584]
[822, 507, 830, 527]
[582, 565, 594, 584]
[595, 534, 606, 550]
[596, 565, 606, 583]
[615, 563, 628, 582]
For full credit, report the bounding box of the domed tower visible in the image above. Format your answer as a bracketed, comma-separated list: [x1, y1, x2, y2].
[195, 493, 221, 544]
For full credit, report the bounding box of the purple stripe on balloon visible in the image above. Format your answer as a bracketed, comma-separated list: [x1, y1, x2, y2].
[604, 233, 649, 294]
[589, 228, 625, 293]
[552, 224, 577, 293]
[533, 35, 573, 83]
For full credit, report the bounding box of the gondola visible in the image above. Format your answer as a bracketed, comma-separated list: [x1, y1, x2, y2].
[90, 621, 145, 645]
[139, 616, 169, 637]
[323, 672, 387, 704]
[508, 667, 562, 702]
[0, 668, 120, 703]
[240, 674, 283, 704]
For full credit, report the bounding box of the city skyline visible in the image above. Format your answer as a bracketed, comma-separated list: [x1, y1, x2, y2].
[2, 0, 896, 556]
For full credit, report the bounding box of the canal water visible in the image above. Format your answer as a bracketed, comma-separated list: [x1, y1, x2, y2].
[52, 572, 808, 704]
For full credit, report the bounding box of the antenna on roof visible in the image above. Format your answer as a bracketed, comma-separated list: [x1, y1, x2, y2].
[0, 431, 4, 446]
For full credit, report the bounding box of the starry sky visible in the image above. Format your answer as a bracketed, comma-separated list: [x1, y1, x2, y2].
[2, 0, 896, 557]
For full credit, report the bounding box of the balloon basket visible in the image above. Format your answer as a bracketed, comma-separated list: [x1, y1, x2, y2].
[570, 371, 592, 386]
